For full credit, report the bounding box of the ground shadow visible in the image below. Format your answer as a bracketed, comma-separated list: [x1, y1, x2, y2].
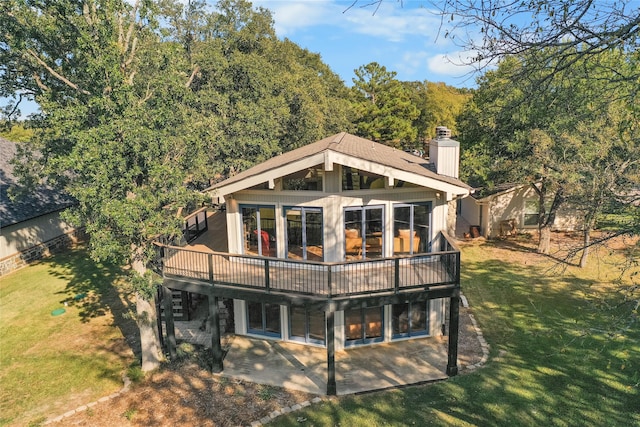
[46, 247, 142, 360]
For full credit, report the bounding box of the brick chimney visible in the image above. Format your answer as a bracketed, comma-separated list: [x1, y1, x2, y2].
[429, 126, 459, 178]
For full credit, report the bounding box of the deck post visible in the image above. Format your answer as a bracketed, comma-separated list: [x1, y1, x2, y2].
[208, 253, 214, 283]
[210, 295, 224, 373]
[446, 289, 460, 376]
[394, 258, 400, 293]
[162, 286, 177, 360]
[326, 309, 337, 395]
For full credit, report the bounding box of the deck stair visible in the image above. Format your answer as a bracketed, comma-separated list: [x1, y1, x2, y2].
[161, 290, 190, 321]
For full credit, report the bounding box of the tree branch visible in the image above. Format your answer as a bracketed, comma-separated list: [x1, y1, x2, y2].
[185, 65, 200, 88]
[26, 49, 90, 95]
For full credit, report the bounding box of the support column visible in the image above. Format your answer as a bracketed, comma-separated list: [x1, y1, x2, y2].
[210, 295, 224, 373]
[326, 309, 337, 395]
[162, 286, 177, 360]
[446, 290, 460, 376]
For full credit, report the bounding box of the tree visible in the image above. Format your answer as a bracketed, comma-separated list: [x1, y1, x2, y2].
[350, 62, 419, 148]
[458, 48, 640, 257]
[168, 0, 352, 177]
[403, 80, 471, 143]
[2, 0, 217, 371]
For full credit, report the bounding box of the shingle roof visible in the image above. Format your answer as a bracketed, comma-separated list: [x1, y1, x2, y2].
[207, 132, 470, 194]
[0, 137, 75, 227]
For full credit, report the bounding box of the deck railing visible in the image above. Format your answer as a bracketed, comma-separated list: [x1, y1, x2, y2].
[159, 232, 460, 298]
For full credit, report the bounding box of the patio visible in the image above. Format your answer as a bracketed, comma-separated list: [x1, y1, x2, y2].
[174, 321, 449, 395]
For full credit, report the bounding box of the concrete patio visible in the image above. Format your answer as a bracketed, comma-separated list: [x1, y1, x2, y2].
[172, 315, 483, 396]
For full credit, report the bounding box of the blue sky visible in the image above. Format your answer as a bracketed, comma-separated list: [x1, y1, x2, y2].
[251, 0, 479, 87]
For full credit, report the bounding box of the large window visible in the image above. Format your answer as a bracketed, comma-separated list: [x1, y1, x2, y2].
[342, 166, 385, 190]
[344, 206, 384, 260]
[241, 205, 276, 256]
[247, 302, 281, 337]
[285, 207, 323, 261]
[392, 301, 429, 338]
[393, 203, 431, 255]
[290, 307, 325, 344]
[282, 166, 323, 191]
[344, 306, 384, 346]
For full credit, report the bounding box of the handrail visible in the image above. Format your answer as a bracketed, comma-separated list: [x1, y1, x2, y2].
[158, 231, 460, 298]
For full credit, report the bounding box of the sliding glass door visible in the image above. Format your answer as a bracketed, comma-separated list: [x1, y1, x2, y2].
[247, 302, 281, 337]
[241, 205, 276, 256]
[344, 206, 384, 260]
[285, 207, 323, 261]
[290, 306, 325, 344]
[393, 203, 431, 255]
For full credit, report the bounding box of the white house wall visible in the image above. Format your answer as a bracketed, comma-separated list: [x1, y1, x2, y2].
[485, 186, 582, 237]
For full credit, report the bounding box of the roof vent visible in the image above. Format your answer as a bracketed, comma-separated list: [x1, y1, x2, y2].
[436, 126, 451, 139]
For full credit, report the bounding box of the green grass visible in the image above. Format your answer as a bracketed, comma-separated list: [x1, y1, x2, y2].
[272, 239, 640, 427]
[0, 249, 137, 426]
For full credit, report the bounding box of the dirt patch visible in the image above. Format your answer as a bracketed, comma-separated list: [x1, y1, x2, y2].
[52, 357, 318, 427]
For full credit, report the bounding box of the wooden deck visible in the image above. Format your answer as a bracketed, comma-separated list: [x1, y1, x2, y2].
[160, 239, 459, 299]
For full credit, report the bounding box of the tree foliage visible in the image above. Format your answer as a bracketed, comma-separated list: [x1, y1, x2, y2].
[458, 48, 640, 256]
[403, 80, 471, 142]
[350, 62, 419, 148]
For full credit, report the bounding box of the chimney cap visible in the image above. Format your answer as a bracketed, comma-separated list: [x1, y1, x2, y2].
[435, 126, 451, 139]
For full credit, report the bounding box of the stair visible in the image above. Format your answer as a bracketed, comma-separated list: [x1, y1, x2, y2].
[160, 290, 190, 321]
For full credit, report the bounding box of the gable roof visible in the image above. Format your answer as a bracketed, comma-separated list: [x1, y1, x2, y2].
[0, 137, 75, 227]
[206, 132, 471, 197]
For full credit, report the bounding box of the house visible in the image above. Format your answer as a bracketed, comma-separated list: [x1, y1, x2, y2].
[458, 183, 583, 238]
[156, 129, 471, 395]
[0, 137, 81, 276]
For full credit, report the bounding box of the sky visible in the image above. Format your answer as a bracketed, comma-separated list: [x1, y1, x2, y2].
[251, 0, 479, 87]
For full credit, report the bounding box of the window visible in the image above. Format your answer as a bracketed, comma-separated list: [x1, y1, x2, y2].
[342, 166, 385, 190]
[344, 306, 384, 346]
[282, 166, 323, 191]
[285, 207, 323, 261]
[392, 301, 429, 338]
[344, 206, 384, 260]
[523, 200, 539, 226]
[393, 203, 431, 255]
[247, 302, 281, 337]
[290, 307, 325, 344]
[241, 205, 276, 256]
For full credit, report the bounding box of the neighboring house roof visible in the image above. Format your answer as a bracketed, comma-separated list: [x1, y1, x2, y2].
[0, 137, 75, 227]
[470, 183, 524, 201]
[206, 132, 471, 197]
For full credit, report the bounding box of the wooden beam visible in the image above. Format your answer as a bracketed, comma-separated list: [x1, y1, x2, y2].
[162, 286, 177, 360]
[326, 310, 337, 395]
[210, 295, 224, 373]
[324, 151, 333, 171]
[446, 289, 460, 376]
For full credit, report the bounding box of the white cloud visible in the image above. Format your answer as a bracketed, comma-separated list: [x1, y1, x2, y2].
[253, 1, 447, 43]
[395, 50, 479, 85]
[252, 1, 336, 36]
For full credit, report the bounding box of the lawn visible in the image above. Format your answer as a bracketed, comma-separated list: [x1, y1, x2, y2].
[272, 235, 640, 426]
[0, 249, 137, 427]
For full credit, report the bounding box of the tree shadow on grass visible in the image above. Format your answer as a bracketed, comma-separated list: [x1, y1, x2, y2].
[45, 247, 142, 359]
[489, 234, 581, 267]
